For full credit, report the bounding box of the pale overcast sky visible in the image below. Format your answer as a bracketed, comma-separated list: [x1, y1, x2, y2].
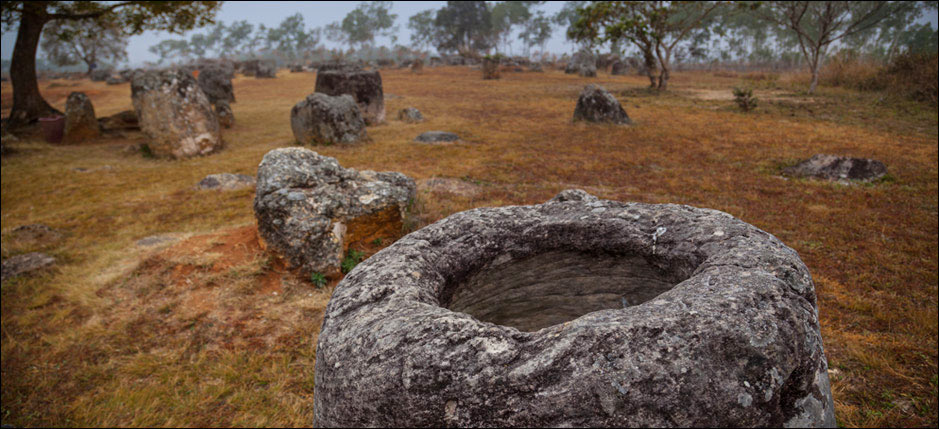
[2, 1, 937, 67]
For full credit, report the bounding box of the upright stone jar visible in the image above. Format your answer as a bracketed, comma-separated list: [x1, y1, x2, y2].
[313, 190, 836, 427]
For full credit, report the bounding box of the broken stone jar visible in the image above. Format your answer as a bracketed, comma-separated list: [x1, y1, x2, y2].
[313, 189, 836, 427]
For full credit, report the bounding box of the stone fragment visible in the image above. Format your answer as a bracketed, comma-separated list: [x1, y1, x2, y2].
[63, 92, 99, 144]
[90, 69, 111, 82]
[482, 57, 500, 80]
[8, 224, 62, 246]
[196, 173, 255, 191]
[611, 60, 629, 76]
[135, 234, 180, 248]
[215, 100, 234, 129]
[414, 131, 459, 144]
[131, 70, 223, 159]
[573, 84, 632, 125]
[105, 76, 126, 85]
[197, 65, 235, 104]
[410, 58, 423, 74]
[253, 147, 416, 275]
[314, 69, 385, 125]
[290, 93, 368, 146]
[397, 107, 423, 123]
[1, 253, 56, 282]
[256, 60, 277, 78]
[782, 154, 887, 182]
[314, 190, 836, 428]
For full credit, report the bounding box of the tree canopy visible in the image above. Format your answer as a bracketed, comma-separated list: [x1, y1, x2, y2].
[2, 1, 222, 127]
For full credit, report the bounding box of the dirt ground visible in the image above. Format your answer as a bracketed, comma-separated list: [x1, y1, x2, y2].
[1, 66, 937, 427]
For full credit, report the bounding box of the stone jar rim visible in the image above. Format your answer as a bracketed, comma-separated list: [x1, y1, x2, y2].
[314, 189, 834, 427]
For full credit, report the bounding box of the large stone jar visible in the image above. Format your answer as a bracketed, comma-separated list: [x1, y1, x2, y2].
[313, 190, 836, 427]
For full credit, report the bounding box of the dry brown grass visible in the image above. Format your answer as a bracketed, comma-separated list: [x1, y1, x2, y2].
[2, 66, 937, 427]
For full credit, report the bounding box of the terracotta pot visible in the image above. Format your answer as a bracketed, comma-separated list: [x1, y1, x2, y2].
[39, 115, 65, 144]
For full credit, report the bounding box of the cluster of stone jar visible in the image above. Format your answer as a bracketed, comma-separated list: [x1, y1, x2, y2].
[252, 146, 838, 428]
[51, 61, 850, 427]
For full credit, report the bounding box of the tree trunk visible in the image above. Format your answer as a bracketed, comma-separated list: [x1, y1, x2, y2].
[8, 8, 61, 129]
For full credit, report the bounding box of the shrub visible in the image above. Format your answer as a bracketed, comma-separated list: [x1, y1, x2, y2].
[340, 249, 365, 274]
[733, 87, 758, 112]
[311, 272, 327, 288]
[882, 52, 938, 106]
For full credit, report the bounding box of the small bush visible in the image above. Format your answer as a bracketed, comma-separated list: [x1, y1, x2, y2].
[311, 272, 327, 288]
[340, 249, 365, 274]
[733, 87, 758, 112]
[882, 52, 938, 106]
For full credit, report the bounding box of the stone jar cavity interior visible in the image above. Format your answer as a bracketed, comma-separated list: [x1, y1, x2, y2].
[448, 246, 690, 333]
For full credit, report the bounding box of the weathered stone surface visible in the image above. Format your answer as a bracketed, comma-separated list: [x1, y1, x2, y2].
[565, 50, 597, 77]
[573, 84, 632, 125]
[290, 93, 368, 145]
[196, 173, 255, 191]
[289, 63, 305, 73]
[782, 154, 887, 182]
[397, 107, 423, 123]
[256, 59, 277, 78]
[1, 253, 56, 282]
[482, 57, 500, 80]
[313, 189, 836, 428]
[253, 147, 416, 275]
[611, 60, 629, 76]
[528, 63, 544, 72]
[8, 224, 62, 246]
[414, 131, 459, 143]
[90, 69, 111, 82]
[63, 92, 99, 144]
[410, 58, 424, 74]
[131, 70, 223, 159]
[315, 62, 363, 73]
[314, 69, 385, 125]
[197, 65, 235, 104]
[105, 76, 127, 85]
[215, 100, 234, 128]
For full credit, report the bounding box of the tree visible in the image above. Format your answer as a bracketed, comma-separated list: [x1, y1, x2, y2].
[554, 1, 590, 51]
[520, 11, 553, 56]
[407, 9, 438, 50]
[571, 1, 723, 90]
[750, 1, 918, 93]
[433, 1, 494, 55]
[490, 1, 539, 55]
[149, 39, 193, 65]
[1, 1, 221, 128]
[40, 16, 128, 73]
[334, 1, 397, 50]
[264, 13, 321, 62]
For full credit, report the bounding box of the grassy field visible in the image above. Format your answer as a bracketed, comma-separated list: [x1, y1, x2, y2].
[1, 66, 936, 427]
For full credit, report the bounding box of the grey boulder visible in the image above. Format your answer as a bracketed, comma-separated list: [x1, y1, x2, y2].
[315, 69, 385, 125]
[290, 93, 368, 145]
[197, 65, 235, 105]
[253, 147, 416, 275]
[63, 92, 99, 144]
[565, 50, 597, 77]
[397, 107, 424, 123]
[314, 189, 836, 427]
[573, 84, 632, 125]
[782, 154, 887, 182]
[131, 70, 223, 159]
[414, 131, 459, 143]
[196, 173, 255, 191]
[215, 100, 234, 129]
[1, 253, 56, 282]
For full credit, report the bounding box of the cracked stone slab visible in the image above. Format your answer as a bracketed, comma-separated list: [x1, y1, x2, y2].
[313, 189, 835, 427]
